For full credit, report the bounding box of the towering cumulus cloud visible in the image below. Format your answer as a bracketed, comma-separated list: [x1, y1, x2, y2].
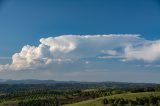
[0, 34, 160, 71]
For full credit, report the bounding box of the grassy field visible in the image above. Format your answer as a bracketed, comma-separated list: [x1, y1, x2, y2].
[64, 92, 160, 106]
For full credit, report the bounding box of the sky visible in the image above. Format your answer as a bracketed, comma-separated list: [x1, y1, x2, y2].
[0, 0, 160, 83]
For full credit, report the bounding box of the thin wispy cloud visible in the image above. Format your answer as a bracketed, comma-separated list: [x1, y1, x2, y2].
[0, 57, 11, 60]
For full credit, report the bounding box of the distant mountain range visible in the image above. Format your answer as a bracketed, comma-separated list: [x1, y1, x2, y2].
[0, 79, 159, 91]
[0, 79, 158, 85]
[0, 79, 78, 84]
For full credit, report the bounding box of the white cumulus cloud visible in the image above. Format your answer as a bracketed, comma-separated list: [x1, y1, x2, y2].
[0, 34, 160, 71]
[124, 40, 160, 62]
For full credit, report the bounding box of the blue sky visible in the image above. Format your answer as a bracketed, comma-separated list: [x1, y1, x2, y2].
[0, 0, 160, 83]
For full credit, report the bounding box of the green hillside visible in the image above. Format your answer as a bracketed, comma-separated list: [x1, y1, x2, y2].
[64, 92, 160, 106]
[0, 83, 159, 106]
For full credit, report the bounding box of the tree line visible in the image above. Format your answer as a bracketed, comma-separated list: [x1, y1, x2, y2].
[102, 95, 160, 106]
